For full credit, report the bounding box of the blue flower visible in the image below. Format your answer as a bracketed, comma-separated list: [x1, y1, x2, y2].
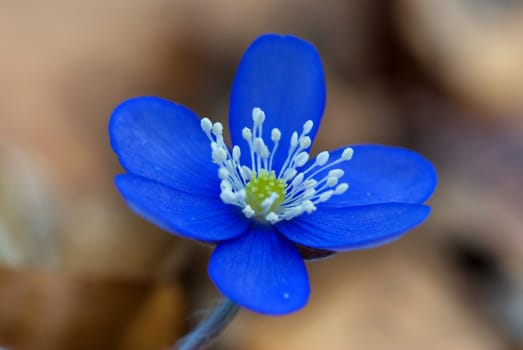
[109, 34, 437, 315]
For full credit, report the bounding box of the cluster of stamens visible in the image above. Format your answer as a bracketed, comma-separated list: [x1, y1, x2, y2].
[201, 107, 353, 224]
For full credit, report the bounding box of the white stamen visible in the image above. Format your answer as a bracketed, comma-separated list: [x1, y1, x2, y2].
[240, 166, 251, 179]
[294, 152, 309, 167]
[318, 190, 334, 203]
[290, 173, 304, 188]
[252, 107, 265, 124]
[308, 187, 319, 197]
[303, 200, 316, 213]
[266, 212, 279, 224]
[242, 205, 255, 218]
[268, 128, 281, 171]
[242, 127, 251, 140]
[236, 189, 246, 202]
[316, 151, 329, 166]
[303, 120, 314, 134]
[212, 148, 227, 163]
[290, 132, 298, 147]
[342, 147, 354, 160]
[254, 138, 265, 154]
[232, 146, 241, 161]
[304, 179, 317, 189]
[282, 168, 297, 181]
[218, 168, 229, 180]
[220, 190, 236, 204]
[201, 107, 354, 223]
[328, 169, 344, 178]
[220, 180, 232, 191]
[201, 118, 213, 133]
[299, 136, 311, 149]
[260, 144, 270, 159]
[212, 122, 223, 136]
[335, 183, 349, 194]
[326, 176, 339, 187]
[271, 128, 281, 142]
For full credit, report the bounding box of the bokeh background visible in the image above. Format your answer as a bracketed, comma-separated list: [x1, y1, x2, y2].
[1, 0, 523, 349]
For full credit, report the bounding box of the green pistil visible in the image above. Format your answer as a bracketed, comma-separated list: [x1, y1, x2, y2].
[245, 170, 286, 214]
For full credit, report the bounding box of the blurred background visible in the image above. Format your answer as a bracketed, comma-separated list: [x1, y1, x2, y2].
[1, 0, 523, 349]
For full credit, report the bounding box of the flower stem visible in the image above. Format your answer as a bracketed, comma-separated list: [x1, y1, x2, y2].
[174, 298, 240, 350]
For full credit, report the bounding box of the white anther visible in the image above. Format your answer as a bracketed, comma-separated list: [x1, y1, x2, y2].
[290, 132, 298, 147]
[266, 212, 279, 224]
[271, 128, 281, 142]
[303, 188, 316, 199]
[304, 179, 317, 188]
[299, 136, 311, 149]
[220, 180, 232, 191]
[252, 107, 265, 123]
[220, 190, 236, 204]
[212, 148, 227, 163]
[242, 205, 255, 218]
[232, 146, 241, 161]
[283, 168, 297, 180]
[212, 122, 223, 136]
[201, 118, 213, 133]
[303, 200, 316, 213]
[241, 166, 251, 178]
[328, 169, 344, 178]
[236, 189, 246, 202]
[335, 183, 349, 194]
[254, 138, 266, 154]
[218, 167, 229, 180]
[261, 145, 270, 158]
[326, 176, 339, 187]
[242, 127, 252, 140]
[341, 147, 354, 160]
[290, 173, 304, 187]
[319, 190, 334, 202]
[303, 120, 313, 134]
[294, 152, 309, 167]
[316, 151, 329, 166]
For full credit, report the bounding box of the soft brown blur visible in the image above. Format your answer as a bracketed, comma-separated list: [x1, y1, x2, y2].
[1, 1, 522, 349]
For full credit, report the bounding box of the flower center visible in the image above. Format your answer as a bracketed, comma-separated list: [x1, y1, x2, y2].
[201, 107, 353, 224]
[245, 170, 286, 214]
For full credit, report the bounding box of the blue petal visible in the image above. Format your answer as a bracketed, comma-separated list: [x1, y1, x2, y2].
[209, 224, 310, 315]
[313, 145, 437, 207]
[276, 203, 430, 251]
[109, 96, 219, 196]
[115, 174, 250, 242]
[229, 34, 326, 172]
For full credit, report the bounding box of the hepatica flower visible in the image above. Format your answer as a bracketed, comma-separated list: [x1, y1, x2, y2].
[110, 34, 436, 315]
